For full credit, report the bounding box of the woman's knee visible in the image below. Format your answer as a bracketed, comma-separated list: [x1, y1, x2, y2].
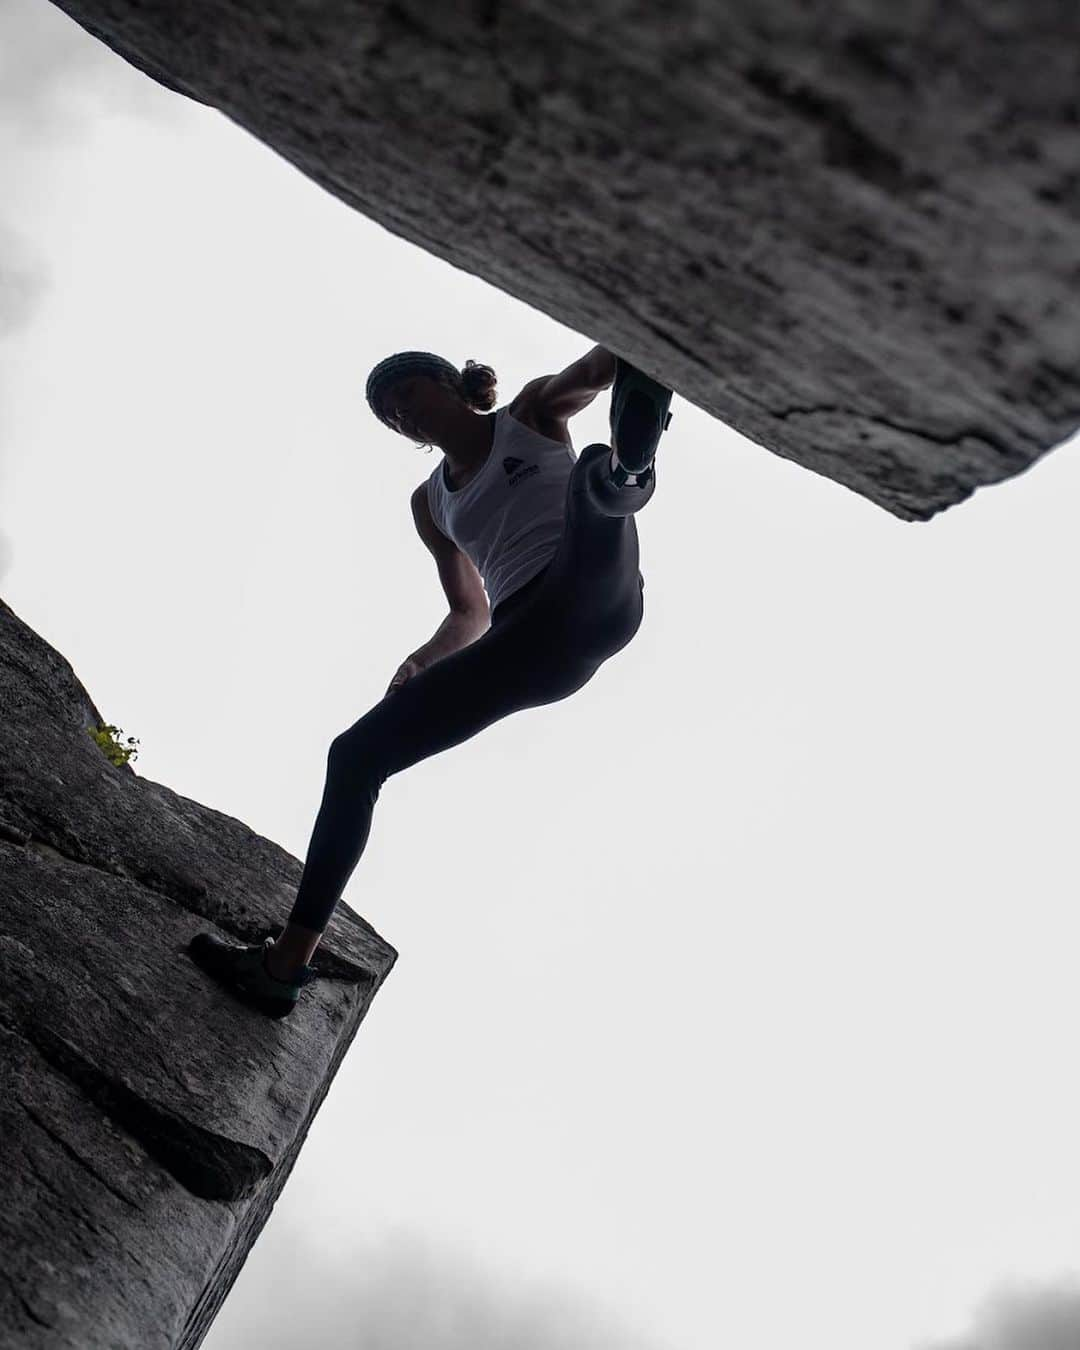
[571, 440, 656, 518]
[326, 726, 385, 792]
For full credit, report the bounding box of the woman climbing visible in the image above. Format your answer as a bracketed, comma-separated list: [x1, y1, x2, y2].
[188, 345, 674, 1017]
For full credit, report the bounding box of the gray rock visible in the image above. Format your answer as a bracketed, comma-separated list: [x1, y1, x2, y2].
[0, 595, 396, 1347]
[47, 0, 1080, 519]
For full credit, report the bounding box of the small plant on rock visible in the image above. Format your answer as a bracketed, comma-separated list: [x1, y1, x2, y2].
[89, 722, 140, 767]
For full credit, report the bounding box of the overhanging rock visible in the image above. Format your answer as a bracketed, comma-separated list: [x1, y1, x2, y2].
[0, 596, 396, 1348]
[47, 0, 1080, 520]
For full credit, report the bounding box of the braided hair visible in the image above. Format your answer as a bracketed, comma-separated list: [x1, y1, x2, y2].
[365, 351, 497, 448]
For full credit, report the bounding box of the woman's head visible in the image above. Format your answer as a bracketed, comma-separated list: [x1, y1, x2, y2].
[365, 352, 497, 450]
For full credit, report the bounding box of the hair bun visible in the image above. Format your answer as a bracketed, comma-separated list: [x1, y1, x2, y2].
[459, 358, 497, 411]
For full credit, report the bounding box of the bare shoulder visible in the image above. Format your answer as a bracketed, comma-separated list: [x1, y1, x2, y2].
[411, 480, 455, 548]
[411, 478, 443, 528]
[508, 376, 572, 448]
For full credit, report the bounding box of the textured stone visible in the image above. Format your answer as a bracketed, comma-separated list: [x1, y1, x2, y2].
[0, 596, 396, 1348]
[47, 0, 1080, 519]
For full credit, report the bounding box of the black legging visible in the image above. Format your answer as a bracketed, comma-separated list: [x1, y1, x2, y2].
[287, 439, 655, 933]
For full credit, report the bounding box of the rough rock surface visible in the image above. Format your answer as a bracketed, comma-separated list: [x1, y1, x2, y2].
[48, 0, 1080, 519]
[0, 596, 396, 1348]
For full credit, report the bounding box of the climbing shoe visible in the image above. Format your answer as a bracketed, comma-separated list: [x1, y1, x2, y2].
[608, 356, 674, 487]
[187, 932, 317, 1019]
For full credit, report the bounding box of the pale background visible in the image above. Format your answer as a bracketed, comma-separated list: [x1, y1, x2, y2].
[3, 4, 1080, 1348]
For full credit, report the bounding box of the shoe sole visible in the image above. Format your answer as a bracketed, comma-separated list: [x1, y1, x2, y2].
[610, 358, 674, 474]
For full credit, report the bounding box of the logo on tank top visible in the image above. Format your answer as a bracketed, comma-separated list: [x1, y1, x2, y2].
[502, 456, 540, 489]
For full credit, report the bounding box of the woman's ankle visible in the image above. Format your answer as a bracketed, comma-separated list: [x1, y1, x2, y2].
[266, 922, 323, 979]
[264, 939, 300, 981]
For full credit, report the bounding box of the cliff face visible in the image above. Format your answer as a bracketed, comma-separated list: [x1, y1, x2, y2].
[47, 0, 1080, 519]
[0, 596, 396, 1348]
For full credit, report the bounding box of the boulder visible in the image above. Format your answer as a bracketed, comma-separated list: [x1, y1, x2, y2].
[47, 0, 1080, 519]
[0, 595, 395, 1348]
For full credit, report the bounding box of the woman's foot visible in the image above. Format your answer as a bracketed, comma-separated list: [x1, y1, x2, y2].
[187, 932, 317, 1019]
[609, 356, 674, 481]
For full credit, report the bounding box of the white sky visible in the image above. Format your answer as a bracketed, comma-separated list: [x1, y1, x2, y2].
[4, 4, 1080, 1348]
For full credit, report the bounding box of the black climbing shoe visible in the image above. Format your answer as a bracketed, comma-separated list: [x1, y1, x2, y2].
[608, 356, 674, 487]
[187, 932, 317, 1019]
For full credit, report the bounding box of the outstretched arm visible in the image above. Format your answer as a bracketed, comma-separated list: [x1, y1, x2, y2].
[530, 345, 617, 423]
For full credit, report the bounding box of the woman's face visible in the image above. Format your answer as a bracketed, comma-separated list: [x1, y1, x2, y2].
[381, 375, 446, 441]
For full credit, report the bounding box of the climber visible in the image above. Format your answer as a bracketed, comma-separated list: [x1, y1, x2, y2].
[187, 346, 674, 1017]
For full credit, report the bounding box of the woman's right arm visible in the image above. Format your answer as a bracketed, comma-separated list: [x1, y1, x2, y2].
[387, 489, 491, 693]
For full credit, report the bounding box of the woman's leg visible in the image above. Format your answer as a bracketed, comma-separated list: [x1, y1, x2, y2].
[272, 443, 654, 976]
[274, 610, 590, 967]
[502, 440, 654, 666]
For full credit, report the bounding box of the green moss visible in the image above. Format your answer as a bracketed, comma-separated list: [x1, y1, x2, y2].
[89, 722, 141, 767]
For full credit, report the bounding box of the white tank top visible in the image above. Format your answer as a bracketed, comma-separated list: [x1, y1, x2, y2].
[425, 405, 576, 614]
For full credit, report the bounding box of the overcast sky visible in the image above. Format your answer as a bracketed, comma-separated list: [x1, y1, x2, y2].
[4, 3, 1080, 1348]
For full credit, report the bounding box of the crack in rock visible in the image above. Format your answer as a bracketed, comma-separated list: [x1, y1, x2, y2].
[3, 831, 377, 986]
[5, 1012, 273, 1202]
[773, 401, 1035, 467]
[0, 1267, 53, 1330]
[19, 1098, 142, 1211]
